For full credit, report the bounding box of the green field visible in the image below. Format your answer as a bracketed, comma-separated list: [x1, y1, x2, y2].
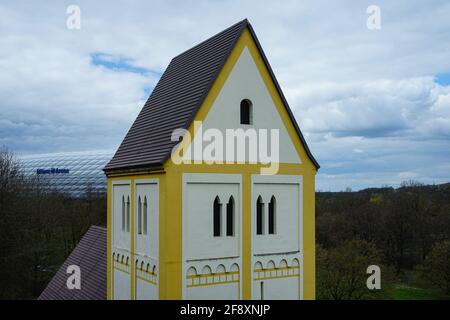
[387, 285, 450, 300]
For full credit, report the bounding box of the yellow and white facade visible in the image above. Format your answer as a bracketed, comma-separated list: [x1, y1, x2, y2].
[106, 23, 318, 300]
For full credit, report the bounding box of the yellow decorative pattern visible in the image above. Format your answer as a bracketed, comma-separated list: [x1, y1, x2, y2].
[113, 258, 131, 274]
[253, 266, 300, 281]
[136, 267, 158, 286]
[186, 271, 240, 288]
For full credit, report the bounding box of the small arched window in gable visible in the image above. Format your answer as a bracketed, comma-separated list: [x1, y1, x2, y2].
[137, 196, 142, 235]
[226, 196, 235, 236]
[240, 99, 252, 125]
[213, 196, 222, 237]
[143, 196, 148, 235]
[256, 196, 264, 235]
[268, 196, 276, 234]
[121, 195, 125, 231]
[126, 196, 130, 232]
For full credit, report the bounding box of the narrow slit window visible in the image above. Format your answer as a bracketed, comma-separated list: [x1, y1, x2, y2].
[256, 196, 264, 235]
[226, 196, 234, 236]
[126, 196, 130, 232]
[268, 196, 276, 234]
[143, 196, 148, 235]
[121, 196, 125, 231]
[213, 196, 222, 237]
[240, 99, 252, 125]
[137, 196, 142, 235]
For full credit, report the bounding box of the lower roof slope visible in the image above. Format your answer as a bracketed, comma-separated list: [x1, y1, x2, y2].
[38, 225, 106, 300]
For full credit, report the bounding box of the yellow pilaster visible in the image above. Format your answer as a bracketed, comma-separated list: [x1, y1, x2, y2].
[302, 172, 316, 299]
[130, 178, 136, 299]
[106, 179, 112, 300]
[159, 168, 182, 299]
[242, 172, 252, 299]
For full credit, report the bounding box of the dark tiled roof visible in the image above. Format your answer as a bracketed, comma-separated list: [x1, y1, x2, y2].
[38, 225, 106, 300]
[104, 19, 319, 172]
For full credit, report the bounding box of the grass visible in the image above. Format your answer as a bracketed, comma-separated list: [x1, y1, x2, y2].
[388, 284, 450, 300]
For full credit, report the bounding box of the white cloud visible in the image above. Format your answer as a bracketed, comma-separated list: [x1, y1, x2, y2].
[0, 1, 449, 190]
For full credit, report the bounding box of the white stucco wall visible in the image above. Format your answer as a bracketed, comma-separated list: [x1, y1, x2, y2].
[182, 174, 242, 300]
[134, 179, 159, 300]
[251, 175, 303, 300]
[113, 269, 130, 300]
[112, 182, 131, 300]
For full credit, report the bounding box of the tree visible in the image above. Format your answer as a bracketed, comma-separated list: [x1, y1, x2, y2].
[317, 239, 385, 300]
[419, 241, 450, 295]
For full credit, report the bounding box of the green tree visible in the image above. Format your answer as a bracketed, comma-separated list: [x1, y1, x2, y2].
[419, 241, 450, 294]
[317, 239, 385, 300]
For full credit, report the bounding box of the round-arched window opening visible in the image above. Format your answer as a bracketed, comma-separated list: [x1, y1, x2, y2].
[240, 99, 252, 125]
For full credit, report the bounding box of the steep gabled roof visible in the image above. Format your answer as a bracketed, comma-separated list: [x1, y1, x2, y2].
[104, 19, 319, 172]
[38, 226, 106, 300]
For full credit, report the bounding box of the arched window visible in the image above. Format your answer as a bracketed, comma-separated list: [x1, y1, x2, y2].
[126, 196, 130, 232]
[268, 196, 276, 234]
[213, 196, 222, 237]
[143, 196, 148, 235]
[137, 196, 142, 235]
[121, 196, 125, 231]
[256, 196, 264, 235]
[226, 196, 235, 236]
[240, 99, 252, 125]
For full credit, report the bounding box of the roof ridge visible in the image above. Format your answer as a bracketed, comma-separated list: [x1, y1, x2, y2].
[171, 19, 248, 61]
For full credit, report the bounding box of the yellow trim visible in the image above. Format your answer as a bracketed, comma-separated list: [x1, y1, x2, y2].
[254, 274, 299, 281]
[113, 259, 131, 274]
[137, 275, 158, 286]
[254, 266, 300, 272]
[253, 266, 300, 281]
[187, 279, 240, 288]
[186, 271, 240, 288]
[242, 173, 251, 299]
[107, 179, 112, 300]
[114, 266, 131, 275]
[186, 271, 239, 279]
[130, 180, 135, 299]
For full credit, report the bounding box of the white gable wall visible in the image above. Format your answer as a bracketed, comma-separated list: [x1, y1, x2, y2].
[182, 47, 301, 164]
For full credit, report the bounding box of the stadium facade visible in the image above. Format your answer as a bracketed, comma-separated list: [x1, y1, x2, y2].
[20, 150, 113, 196]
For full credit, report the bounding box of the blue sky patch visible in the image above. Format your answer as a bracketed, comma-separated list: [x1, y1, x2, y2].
[435, 72, 450, 86]
[90, 52, 161, 76]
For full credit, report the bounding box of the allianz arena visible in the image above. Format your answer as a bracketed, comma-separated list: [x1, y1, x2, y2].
[20, 150, 113, 196]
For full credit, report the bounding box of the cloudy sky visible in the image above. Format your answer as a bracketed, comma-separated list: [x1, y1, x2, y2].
[1, 0, 450, 191]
